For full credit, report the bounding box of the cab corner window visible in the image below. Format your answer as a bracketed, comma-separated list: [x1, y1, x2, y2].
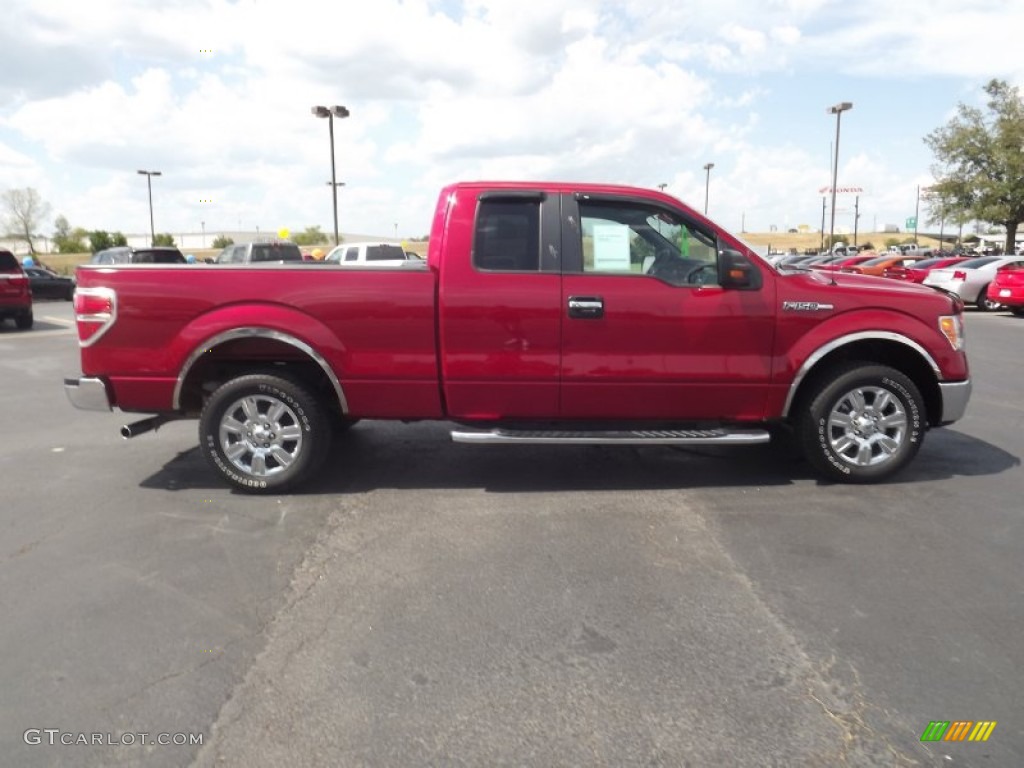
[473, 199, 540, 272]
[579, 200, 719, 288]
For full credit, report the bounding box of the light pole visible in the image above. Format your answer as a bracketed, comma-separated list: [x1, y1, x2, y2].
[312, 105, 350, 246]
[657, 183, 668, 192]
[827, 102, 853, 249]
[702, 163, 714, 215]
[137, 169, 162, 245]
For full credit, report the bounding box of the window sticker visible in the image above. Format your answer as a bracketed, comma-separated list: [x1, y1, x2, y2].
[592, 224, 632, 272]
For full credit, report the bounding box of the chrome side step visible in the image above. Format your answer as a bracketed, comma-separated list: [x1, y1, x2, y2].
[450, 428, 771, 446]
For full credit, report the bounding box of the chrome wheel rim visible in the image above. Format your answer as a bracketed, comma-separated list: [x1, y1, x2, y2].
[826, 386, 907, 467]
[219, 394, 304, 477]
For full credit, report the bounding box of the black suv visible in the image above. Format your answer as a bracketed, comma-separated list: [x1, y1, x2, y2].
[90, 246, 186, 265]
[0, 249, 33, 329]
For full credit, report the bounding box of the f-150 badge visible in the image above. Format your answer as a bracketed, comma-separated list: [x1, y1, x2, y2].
[782, 301, 834, 312]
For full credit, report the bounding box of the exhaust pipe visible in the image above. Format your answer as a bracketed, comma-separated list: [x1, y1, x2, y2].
[121, 415, 173, 439]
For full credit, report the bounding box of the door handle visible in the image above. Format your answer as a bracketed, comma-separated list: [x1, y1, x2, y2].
[568, 296, 604, 319]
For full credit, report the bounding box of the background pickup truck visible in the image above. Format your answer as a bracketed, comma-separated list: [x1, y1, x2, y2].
[65, 181, 971, 492]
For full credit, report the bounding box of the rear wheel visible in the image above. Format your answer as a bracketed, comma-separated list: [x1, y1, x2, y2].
[1009, 306, 1024, 317]
[977, 284, 1002, 312]
[199, 373, 331, 492]
[797, 363, 925, 483]
[15, 309, 33, 330]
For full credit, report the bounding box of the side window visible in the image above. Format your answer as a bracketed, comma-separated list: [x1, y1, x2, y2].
[473, 199, 540, 272]
[231, 246, 246, 263]
[578, 200, 718, 287]
[344, 248, 358, 262]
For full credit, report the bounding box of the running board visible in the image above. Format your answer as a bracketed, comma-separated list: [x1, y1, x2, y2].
[450, 428, 771, 446]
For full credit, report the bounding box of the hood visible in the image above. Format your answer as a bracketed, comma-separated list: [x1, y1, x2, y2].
[777, 267, 960, 312]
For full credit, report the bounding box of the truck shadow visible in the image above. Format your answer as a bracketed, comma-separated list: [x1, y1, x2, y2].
[139, 421, 1019, 495]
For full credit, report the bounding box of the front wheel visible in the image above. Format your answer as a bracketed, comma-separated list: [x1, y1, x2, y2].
[797, 363, 925, 483]
[199, 373, 331, 493]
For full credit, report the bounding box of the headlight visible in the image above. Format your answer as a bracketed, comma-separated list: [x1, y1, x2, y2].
[939, 315, 964, 351]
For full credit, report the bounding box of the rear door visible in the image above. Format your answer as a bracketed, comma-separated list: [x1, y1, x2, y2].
[558, 192, 776, 421]
[438, 189, 563, 419]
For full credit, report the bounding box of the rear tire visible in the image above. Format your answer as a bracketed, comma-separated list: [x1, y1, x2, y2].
[15, 309, 33, 330]
[797, 363, 925, 483]
[977, 284, 1002, 312]
[199, 373, 331, 493]
[1009, 306, 1024, 317]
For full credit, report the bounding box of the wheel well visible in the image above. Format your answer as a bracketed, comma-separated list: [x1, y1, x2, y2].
[789, 339, 942, 427]
[177, 337, 342, 418]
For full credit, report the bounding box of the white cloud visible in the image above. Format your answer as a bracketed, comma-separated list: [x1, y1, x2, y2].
[0, 0, 1022, 238]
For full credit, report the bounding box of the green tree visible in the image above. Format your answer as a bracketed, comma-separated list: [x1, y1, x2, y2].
[152, 233, 176, 246]
[53, 214, 87, 253]
[292, 225, 329, 246]
[2, 187, 51, 254]
[111, 231, 128, 247]
[89, 230, 114, 252]
[212, 234, 234, 249]
[925, 79, 1024, 254]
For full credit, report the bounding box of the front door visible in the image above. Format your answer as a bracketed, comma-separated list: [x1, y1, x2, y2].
[559, 192, 776, 421]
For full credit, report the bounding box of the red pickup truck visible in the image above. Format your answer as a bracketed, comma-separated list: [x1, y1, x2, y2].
[65, 181, 971, 492]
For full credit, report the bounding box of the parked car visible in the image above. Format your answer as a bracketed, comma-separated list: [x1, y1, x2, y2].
[90, 246, 186, 265]
[988, 262, 1024, 316]
[923, 255, 1024, 310]
[214, 241, 303, 264]
[810, 254, 877, 272]
[66, 180, 971, 492]
[841, 254, 927, 277]
[882, 256, 972, 283]
[26, 267, 75, 300]
[323, 241, 412, 266]
[0, 248, 33, 329]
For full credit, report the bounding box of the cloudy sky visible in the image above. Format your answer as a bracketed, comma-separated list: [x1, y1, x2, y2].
[2, 0, 1023, 243]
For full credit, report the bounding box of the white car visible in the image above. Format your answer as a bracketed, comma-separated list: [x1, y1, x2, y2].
[923, 255, 1024, 310]
[324, 241, 412, 267]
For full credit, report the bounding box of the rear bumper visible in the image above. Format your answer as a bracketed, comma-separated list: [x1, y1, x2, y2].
[64, 376, 112, 411]
[938, 379, 971, 425]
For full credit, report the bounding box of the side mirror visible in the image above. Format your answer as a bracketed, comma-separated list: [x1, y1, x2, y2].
[718, 249, 762, 290]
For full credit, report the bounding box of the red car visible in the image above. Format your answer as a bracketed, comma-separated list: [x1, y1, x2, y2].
[990, 262, 1024, 316]
[883, 256, 972, 283]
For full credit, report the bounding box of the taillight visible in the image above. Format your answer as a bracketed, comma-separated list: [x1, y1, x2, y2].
[952, 270, 967, 281]
[74, 287, 117, 347]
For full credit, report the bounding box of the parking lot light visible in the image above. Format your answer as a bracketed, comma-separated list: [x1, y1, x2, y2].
[311, 105, 350, 246]
[827, 102, 853, 249]
[137, 170, 162, 246]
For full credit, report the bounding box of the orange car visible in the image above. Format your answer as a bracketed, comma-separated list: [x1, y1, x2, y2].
[841, 254, 928, 277]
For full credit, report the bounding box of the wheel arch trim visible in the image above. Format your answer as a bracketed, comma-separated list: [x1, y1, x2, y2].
[781, 331, 940, 418]
[172, 327, 349, 413]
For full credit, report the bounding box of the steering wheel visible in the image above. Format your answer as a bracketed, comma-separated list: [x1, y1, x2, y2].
[684, 263, 717, 285]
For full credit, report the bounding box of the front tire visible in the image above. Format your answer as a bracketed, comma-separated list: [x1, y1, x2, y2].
[199, 373, 331, 493]
[797, 363, 925, 483]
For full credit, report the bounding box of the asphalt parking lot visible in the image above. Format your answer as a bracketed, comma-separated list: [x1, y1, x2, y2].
[1, 301, 1021, 767]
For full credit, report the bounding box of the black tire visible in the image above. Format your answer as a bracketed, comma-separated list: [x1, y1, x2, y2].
[199, 373, 332, 493]
[976, 284, 1002, 312]
[797, 362, 925, 483]
[15, 309, 33, 330]
[1009, 306, 1024, 317]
